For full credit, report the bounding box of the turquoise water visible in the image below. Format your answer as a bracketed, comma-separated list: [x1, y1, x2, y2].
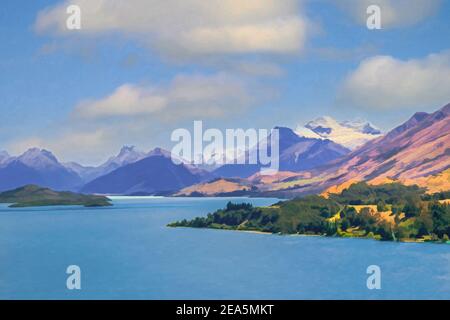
[0, 197, 449, 300]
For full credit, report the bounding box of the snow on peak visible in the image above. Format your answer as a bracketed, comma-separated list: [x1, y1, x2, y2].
[105, 145, 147, 167]
[296, 116, 383, 150]
[340, 119, 381, 135]
[17, 148, 61, 169]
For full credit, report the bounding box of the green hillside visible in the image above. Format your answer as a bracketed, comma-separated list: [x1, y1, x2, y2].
[168, 182, 450, 243]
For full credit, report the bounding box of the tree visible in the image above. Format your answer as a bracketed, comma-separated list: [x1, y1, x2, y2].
[403, 202, 420, 218]
[341, 219, 350, 231]
[377, 200, 388, 212]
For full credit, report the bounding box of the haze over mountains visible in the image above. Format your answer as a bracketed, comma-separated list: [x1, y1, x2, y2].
[0, 106, 448, 196]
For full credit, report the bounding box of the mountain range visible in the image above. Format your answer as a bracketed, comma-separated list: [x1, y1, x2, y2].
[0, 148, 82, 192]
[0, 107, 448, 196]
[64, 145, 148, 182]
[319, 103, 450, 195]
[81, 148, 212, 195]
[213, 126, 350, 178]
[177, 103, 450, 197]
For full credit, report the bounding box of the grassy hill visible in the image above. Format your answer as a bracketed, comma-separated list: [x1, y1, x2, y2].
[168, 182, 450, 243]
[0, 185, 112, 208]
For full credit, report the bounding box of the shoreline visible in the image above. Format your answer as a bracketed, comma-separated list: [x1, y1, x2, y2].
[170, 225, 450, 244]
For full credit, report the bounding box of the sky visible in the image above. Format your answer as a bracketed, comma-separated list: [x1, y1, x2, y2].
[0, 0, 449, 165]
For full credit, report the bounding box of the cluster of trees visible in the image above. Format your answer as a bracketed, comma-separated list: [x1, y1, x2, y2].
[324, 182, 450, 241]
[330, 182, 424, 206]
[168, 202, 275, 230]
[169, 182, 450, 243]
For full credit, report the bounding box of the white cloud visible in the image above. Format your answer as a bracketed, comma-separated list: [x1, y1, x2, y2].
[231, 61, 284, 77]
[75, 84, 167, 119]
[338, 51, 450, 109]
[8, 72, 267, 165]
[74, 73, 257, 121]
[331, 0, 441, 27]
[35, 0, 308, 58]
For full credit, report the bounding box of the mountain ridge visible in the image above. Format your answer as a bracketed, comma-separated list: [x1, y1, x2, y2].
[81, 148, 212, 195]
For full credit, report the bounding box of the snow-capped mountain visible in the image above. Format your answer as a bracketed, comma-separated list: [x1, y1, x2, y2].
[17, 148, 61, 170]
[295, 116, 382, 150]
[0, 148, 82, 191]
[102, 145, 147, 171]
[213, 126, 350, 178]
[318, 103, 450, 195]
[65, 145, 148, 182]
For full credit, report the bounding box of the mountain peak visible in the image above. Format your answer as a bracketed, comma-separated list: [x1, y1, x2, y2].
[103, 146, 146, 168]
[17, 148, 60, 169]
[340, 119, 381, 135]
[118, 145, 138, 155]
[412, 112, 429, 121]
[148, 147, 173, 159]
[296, 116, 382, 150]
[273, 126, 302, 140]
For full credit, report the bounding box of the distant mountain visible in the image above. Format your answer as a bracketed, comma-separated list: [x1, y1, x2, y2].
[63, 162, 98, 182]
[100, 145, 147, 173]
[0, 148, 82, 192]
[196, 103, 449, 198]
[296, 116, 382, 150]
[64, 145, 147, 182]
[81, 148, 211, 195]
[314, 103, 450, 195]
[213, 127, 350, 178]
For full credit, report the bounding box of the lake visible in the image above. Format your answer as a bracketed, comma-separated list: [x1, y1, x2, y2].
[0, 197, 449, 299]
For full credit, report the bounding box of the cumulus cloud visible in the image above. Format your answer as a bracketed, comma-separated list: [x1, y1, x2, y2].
[8, 71, 268, 164]
[73, 73, 258, 121]
[35, 0, 308, 58]
[331, 0, 441, 27]
[75, 85, 167, 119]
[338, 51, 450, 110]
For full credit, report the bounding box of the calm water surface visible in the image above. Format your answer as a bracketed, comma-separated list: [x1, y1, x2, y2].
[0, 197, 449, 299]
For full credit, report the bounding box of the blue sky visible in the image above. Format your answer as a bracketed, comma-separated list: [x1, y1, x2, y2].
[1, 0, 449, 165]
